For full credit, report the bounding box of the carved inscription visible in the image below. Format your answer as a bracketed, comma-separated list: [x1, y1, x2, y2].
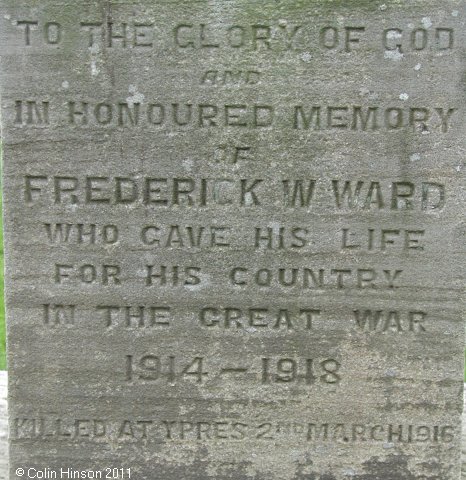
[11, 416, 457, 445]
[25, 176, 447, 211]
[2, 1, 464, 478]
[13, 101, 457, 132]
[11, 19, 456, 54]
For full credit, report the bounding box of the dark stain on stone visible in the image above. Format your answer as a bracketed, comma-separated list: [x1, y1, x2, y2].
[352, 454, 436, 480]
[304, 475, 338, 480]
[293, 467, 338, 480]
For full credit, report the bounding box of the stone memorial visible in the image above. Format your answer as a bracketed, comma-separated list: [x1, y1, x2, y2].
[1, 1, 465, 479]
[0, 373, 7, 480]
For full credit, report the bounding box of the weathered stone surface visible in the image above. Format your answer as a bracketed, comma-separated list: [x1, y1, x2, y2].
[11, 379, 466, 478]
[1, 1, 465, 479]
[463, 392, 466, 479]
[0, 372, 7, 480]
[4, 377, 466, 477]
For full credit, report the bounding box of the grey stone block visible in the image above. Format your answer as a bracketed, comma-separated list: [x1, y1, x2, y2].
[0, 372, 7, 480]
[0, 1, 465, 479]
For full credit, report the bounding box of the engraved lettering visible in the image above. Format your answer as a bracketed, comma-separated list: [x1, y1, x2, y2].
[353, 310, 427, 333]
[15, 100, 49, 125]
